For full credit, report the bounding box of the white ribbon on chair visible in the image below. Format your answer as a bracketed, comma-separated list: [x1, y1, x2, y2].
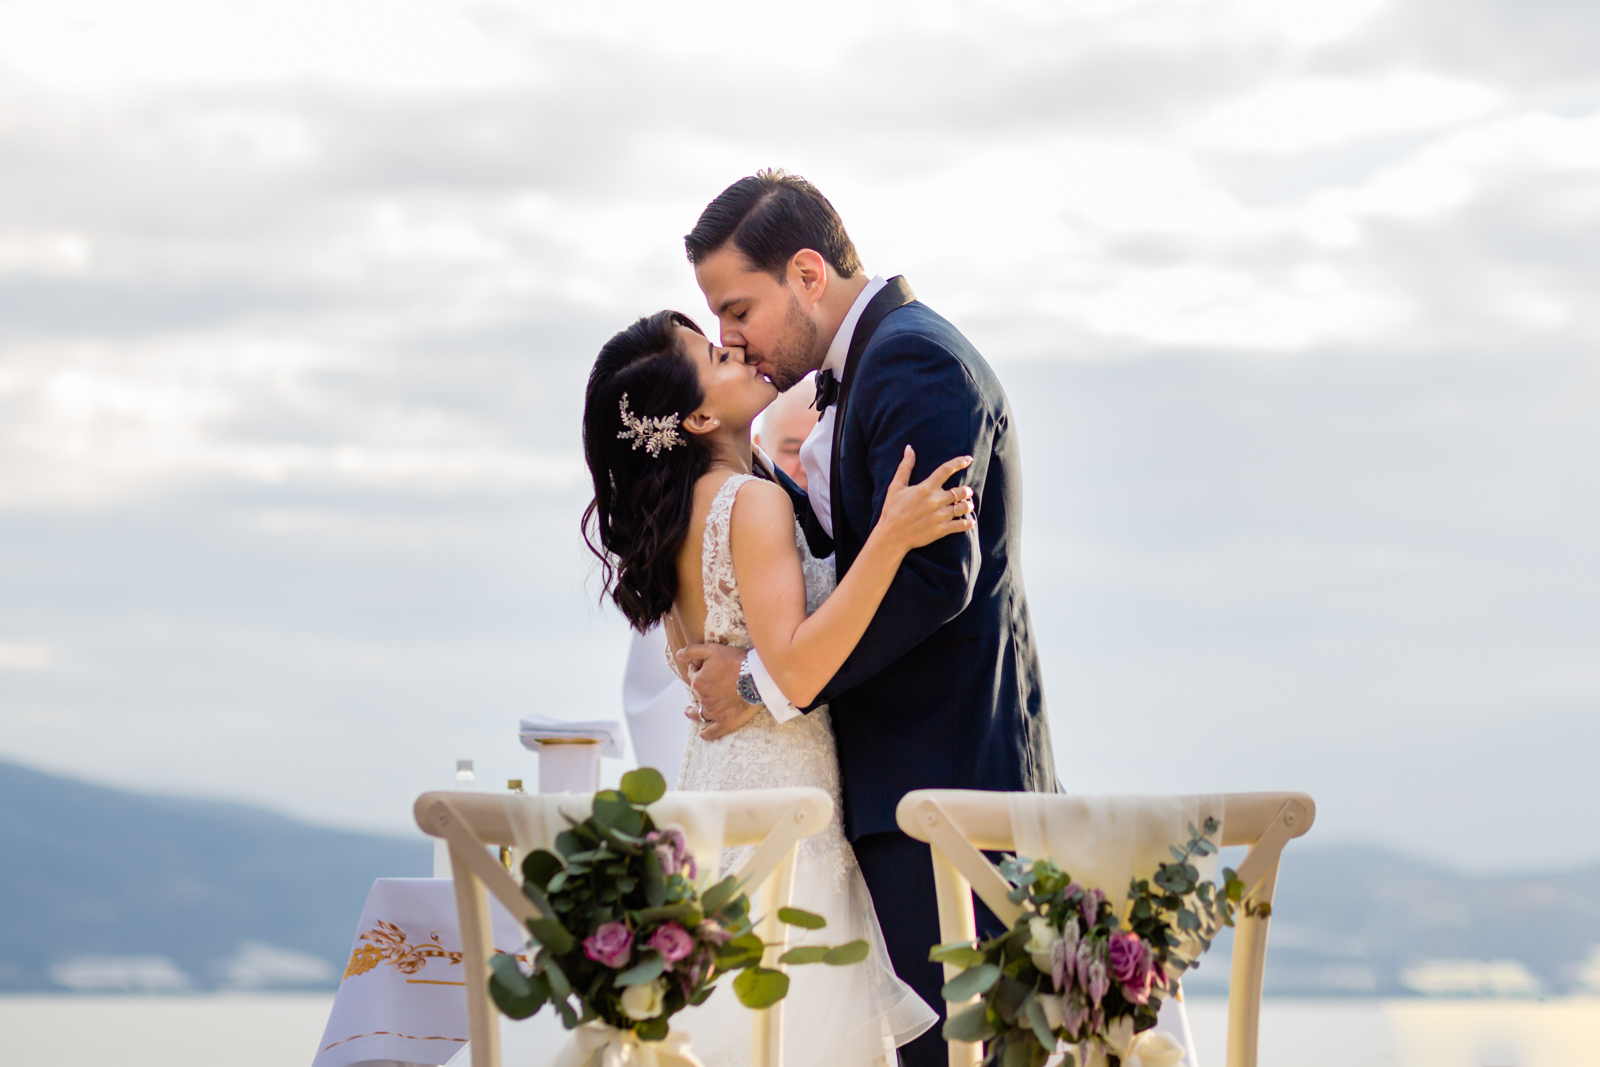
[548, 1022, 705, 1067]
[1006, 794, 1224, 921]
[502, 794, 728, 890]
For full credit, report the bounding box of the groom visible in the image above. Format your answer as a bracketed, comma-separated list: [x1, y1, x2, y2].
[679, 171, 1057, 1065]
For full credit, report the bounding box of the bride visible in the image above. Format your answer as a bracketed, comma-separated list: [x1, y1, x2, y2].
[578, 310, 976, 1066]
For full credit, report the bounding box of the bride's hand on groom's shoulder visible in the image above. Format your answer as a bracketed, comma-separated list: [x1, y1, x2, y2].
[678, 643, 759, 740]
[870, 446, 977, 557]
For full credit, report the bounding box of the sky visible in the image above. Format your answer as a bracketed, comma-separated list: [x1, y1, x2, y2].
[0, 0, 1596, 873]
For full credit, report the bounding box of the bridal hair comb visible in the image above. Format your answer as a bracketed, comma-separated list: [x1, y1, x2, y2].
[616, 392, 684, 457]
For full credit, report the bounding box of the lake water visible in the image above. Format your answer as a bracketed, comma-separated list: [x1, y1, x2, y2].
[2, 994, 1596, 1066]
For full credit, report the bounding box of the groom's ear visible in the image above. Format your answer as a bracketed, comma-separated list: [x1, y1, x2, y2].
[786, 249, 828, 304]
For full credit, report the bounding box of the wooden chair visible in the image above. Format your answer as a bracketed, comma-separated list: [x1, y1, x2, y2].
[415, 787, 833, 1067]
[895, 790, 1315, 1067]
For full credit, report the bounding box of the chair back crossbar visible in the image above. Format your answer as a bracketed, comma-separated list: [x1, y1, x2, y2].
[895, 790, 1314, 1067]
[416, 787, 832, 1067]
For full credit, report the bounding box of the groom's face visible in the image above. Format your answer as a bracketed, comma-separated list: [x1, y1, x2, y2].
[694, 245, 821, 394]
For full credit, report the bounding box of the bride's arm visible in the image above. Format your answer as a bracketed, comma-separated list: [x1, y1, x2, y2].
[732, 448, 975, 708]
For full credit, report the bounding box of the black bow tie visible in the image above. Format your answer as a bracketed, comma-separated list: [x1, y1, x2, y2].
[812, 368, 840, 415]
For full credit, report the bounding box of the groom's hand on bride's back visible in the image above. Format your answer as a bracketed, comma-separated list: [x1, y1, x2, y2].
[678, 643, 757, 740]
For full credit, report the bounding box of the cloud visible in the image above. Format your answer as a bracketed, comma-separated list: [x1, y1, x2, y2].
[0, 0, 1596, 867]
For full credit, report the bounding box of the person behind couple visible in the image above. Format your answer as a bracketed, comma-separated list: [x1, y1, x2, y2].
[677, 170, 1057, 1067]
[580, 309, 971, 1065]
[754, 372, 817, 488]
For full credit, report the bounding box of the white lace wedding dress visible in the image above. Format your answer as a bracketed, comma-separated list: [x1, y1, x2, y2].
[671, 473, 937, 1067]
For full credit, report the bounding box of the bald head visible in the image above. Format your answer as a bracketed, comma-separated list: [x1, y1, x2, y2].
[754, 374, 819, 488]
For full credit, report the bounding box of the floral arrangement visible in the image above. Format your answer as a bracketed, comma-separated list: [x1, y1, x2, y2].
[488, 767, 868, 1042]
[932, 818, 1265, 1067]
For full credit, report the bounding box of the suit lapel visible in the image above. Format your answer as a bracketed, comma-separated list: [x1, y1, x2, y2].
[829, 275, 916, 551]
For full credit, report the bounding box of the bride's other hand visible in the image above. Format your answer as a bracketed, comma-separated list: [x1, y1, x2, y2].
[870, 446, 976, 555]
[679, 642, 760, 740]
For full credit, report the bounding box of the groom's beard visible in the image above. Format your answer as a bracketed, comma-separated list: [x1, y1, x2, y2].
[761, 293, 822, 393]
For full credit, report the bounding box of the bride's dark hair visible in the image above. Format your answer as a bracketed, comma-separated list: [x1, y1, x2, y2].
[582, 310, 713, 632]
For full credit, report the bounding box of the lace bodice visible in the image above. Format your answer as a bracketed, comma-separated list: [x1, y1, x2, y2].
[677, 473, 849, 883]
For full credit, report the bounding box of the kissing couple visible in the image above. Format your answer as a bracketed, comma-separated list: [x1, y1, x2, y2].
[581, 171, 1057, 1067]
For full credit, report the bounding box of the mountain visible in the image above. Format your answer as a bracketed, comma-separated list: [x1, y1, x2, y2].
[0, 758, 428, 992]
[4, 757, 1597, 997]
[1183, 843, 1600, 997]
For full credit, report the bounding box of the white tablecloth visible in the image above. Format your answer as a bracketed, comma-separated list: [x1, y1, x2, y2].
[313, 878, 526, 1067]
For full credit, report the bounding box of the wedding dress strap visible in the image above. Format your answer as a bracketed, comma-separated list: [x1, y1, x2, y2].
[701, 474, 757, 646]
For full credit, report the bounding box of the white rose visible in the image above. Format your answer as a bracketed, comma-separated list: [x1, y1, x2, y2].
[1037, 992, 1065, 1031]
[1126, 1032, 1187, 1067]
[620, 978, 667, 1021]
[1025, 917, 1061, 974]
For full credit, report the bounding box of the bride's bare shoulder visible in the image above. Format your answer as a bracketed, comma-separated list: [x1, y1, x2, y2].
[726, 478, 796, 544]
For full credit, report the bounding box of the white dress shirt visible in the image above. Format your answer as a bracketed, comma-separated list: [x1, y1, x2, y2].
[747, 275, 887, 722]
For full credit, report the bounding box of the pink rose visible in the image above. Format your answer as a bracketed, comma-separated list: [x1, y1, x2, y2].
[649, 922, 695, 964]
[583, 921, 634, 969]
[1123, 948, 1155, 1005]
[1107, 930, 1145, 985]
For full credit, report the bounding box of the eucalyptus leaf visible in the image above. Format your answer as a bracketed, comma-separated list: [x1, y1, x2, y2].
[555, 829, 584, 857]
[1023, 993, 1056, 1052]
[642, 845, 667, 907]
[542, 957, 572, 1000]
[1001, 1032, 1035, 1067]
[528, 918, 575, 955]
[929, 943, 986, 968]
[941, 1001, 995, 1042]
[778, 945, 829, 965]
[636, 1016, 670, 1042]
[733, 966, 790, 1009]
[822, 940, 870, 966]
[777, 907, 826, 930]
[941, 963, 1000, 1002]
[620, 767, 667, 805]
[616, 952, 666, 987]
[522, 850, 565, 890]
[488, 952, 531, 996]
[634, 903, 702, 927]
[715, 932, 765, 969]
[701, 874, 743, 917]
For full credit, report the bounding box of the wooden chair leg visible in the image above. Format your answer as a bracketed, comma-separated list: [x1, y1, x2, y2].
[451, 848, 501, 1067]
[750, 846, 797, 1067]
[931, 847, 982, 1067]
[1225, 862, 1279, 1067]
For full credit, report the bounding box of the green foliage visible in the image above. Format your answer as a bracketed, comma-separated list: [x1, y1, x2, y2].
[619, 767, 667, 805]
[614, 953, 665, 987]
[777, 945, 829, 964]
[941, 1000, 996, 1042]
[777, 906, 827, 930]
[733, 966, 790, 1008]
[942, 962, 1001, 1001]
[936, 816, 1241, 1067]
[486, 766, 870, 1038]
[822, 940, 870, 966]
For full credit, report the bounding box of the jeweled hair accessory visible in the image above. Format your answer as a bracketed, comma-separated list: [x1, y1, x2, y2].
[616, 392, 684, 457]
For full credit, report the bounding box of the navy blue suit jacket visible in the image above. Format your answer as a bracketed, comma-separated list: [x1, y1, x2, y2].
[775, 277, 1058, 840]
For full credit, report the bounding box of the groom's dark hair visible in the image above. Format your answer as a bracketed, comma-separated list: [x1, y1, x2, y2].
[685, 169, 862, 282]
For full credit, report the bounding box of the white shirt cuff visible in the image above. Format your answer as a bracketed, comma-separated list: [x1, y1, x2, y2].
[745, 650, 803, 723]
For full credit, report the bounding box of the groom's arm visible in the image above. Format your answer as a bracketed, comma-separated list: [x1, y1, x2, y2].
[805, 336, 988, 708]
